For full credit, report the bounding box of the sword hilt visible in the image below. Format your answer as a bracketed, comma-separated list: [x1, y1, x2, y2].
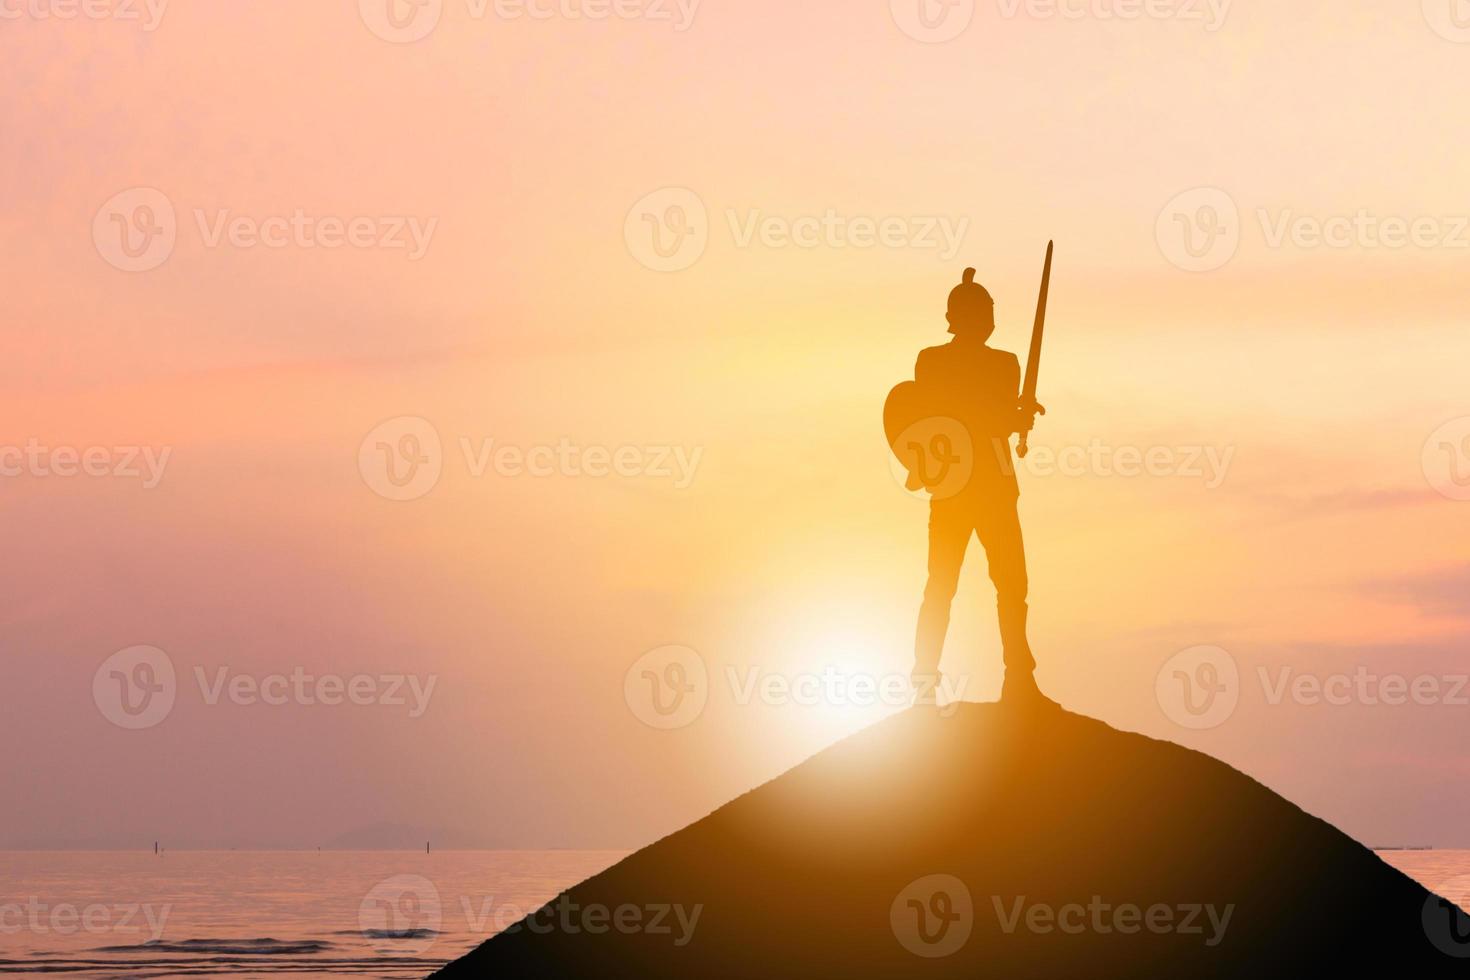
[1015, 401, 1044, 460]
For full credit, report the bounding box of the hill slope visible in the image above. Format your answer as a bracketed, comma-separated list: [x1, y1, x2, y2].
[432, 703, 1468, 977]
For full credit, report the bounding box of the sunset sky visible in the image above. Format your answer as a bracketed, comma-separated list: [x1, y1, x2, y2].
[3, 1, 1468, 850]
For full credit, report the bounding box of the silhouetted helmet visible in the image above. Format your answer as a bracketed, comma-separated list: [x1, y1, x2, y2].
[947, 267, 994, 317]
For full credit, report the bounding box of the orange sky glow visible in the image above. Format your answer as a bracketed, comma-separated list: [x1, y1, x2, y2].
[3, 0, 1469, 850]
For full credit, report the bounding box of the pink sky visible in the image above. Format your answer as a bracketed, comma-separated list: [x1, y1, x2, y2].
[3, 1, 1469, 849]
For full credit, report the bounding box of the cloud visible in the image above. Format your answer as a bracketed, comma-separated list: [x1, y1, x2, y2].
[1254, 487, 1431, 524]
[1359, 565, 1470, 620]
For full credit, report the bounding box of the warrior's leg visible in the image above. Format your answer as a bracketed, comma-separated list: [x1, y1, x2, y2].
[976, 501, 1035, 676]
[914, 503, 973, 690]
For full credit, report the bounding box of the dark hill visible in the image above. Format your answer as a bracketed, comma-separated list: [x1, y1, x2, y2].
[432, 703, 1469, 977]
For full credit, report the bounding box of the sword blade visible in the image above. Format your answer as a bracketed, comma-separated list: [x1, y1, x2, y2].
[1022, 240, 1053, 404]
[1015, 241, 1053, 460]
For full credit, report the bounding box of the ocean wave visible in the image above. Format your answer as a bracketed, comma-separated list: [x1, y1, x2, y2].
[92, 937, 334, 955]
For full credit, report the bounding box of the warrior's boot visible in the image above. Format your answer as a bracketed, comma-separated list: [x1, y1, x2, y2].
[998, 601, 1056, 709]
[912, 600, 949, 707]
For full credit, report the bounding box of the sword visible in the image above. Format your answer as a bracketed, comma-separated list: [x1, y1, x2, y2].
[1016, 240, 1053, 460]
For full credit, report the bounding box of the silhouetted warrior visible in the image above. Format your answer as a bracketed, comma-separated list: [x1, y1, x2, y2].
[910, 269, 1046, 706]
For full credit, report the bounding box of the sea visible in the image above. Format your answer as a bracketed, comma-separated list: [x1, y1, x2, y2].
[1, 849, 1466, 977]
[0, 850, 626, 978]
